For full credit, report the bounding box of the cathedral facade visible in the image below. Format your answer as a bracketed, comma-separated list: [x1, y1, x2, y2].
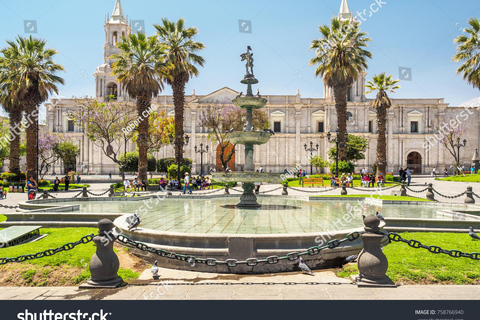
[45, 0, 480, 176]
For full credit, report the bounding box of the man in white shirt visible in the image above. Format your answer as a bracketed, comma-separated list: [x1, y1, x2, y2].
[123, 179, 130, 191]
[183, 172, 192, 194]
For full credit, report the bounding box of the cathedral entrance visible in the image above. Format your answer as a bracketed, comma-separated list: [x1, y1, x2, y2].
[407, 151, 422, 174]
[216, 143, 235, 172]
[107, 83, 118, 99]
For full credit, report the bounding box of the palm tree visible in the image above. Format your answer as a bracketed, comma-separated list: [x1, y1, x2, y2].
[154, 18, 205, 169]
[453, 18, 480, 89]
[0, 89, 23, 175]
[310, 18, 371, 160]
[0, 35, 64, 181]
[365, 72, 400, 178]
[111, 33, 165, 183]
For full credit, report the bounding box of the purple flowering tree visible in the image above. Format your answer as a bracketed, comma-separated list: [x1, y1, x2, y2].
[38, 131, 60, 179]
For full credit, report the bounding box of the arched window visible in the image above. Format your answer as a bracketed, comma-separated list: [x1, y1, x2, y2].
[107, 82, 118, 99]
[112, 32, 118, 45]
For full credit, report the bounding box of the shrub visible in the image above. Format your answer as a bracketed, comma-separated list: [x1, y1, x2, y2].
[329, 161, 355, 175]
[157, 157, 192, 173]
[1, 171, 26, 182]
[167, 164, 191, 179]
[119, 151, 156, 172]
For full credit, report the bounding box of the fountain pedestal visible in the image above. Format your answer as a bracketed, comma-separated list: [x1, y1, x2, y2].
[238, 182, 261, 208]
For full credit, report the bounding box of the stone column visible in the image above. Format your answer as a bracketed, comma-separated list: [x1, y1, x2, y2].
[387, 112, 394, 171]
[295, 109, 302, 164]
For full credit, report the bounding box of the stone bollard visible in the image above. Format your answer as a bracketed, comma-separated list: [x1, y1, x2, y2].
[356, 214, 396, 288]
[282, 182, 288, 195]
[426, 183, 435, 201]
[80, 219, 124, 289]
[400, 183, 407, 197]
[341, 181, 347, 195]
[82, 186, 89, 198]
[42, 189, 49, 199]
[465, 186, 475, 204]
[108, 185, 114, 197]
[224, 184, 230, 195]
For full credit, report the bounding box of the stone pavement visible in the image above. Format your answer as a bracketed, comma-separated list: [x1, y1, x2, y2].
[0, 267, 479, 300]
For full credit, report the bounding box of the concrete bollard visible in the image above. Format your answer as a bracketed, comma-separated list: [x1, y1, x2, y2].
[356, 214, 396, 288]
[108, 185, 114, 197]
[42, 189, 49, 199]
[341, 181, 347, 195]
[82, 186, 89, 198]
[426, 183, 435, 201]
[282, 182, 288, 196]
[224, 184, 230, 195]
[80, 219, 124, 289]
[465, 186, 475, 204]
[400, 183, 407, 197]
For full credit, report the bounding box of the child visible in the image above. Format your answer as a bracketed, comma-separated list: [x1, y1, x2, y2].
[28, 189, 35, 200]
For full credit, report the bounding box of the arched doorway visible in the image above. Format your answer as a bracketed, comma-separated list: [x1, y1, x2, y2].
[407, 151, 422, 174]
[107, 82, 118, 99]
[216, 142, 235, 171]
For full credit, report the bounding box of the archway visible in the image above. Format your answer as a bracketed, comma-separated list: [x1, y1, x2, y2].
[407, 151, 422, 174]
[216, 142, 235, 172]
[107, 82, 118, 99]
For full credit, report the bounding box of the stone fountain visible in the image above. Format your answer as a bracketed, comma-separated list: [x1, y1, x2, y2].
[212, 46, 282, 208]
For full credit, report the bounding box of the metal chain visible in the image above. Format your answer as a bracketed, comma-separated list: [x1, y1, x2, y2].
[231, 188, 245, 193]
[0, 203, 19, 209]
[195, 188, 224, 195]
[472, 192, 480, 199]
[431, 188, 466, 199]
[258, 186, 283, 194]
[72, 191, 83, 198]
[288, 186, 335, 193]
[0, 234, 94, 265]
[116, 231, 361, 267]
[405, 186, 428, 193]
[388, 233, 480, 260]
[87, 188, 112, 197]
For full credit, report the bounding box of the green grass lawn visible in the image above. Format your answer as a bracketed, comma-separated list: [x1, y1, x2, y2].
[436, 174, 480, 183]
[0, 214, 6, 223]
[0, 227, 139, 285]
[313, 194, 430, 201]
[337, 232, 480, 284]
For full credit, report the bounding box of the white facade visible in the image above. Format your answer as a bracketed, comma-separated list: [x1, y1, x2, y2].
[44, 0, 480, 175]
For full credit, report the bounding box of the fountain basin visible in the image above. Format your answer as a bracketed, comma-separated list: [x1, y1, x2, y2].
[212, 172, 283, 184]
[226, 131, 273, 145]
[232, 96, 267, 110]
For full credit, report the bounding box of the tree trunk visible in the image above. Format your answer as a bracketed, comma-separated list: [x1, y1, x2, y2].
[136, 95, 150, 183]
[25, 79, 39, 181]
[333, 85, 348, 161]
[8, 107, 22, 175]
[376, 97, 388, 177]
[172, 77, 186, 165]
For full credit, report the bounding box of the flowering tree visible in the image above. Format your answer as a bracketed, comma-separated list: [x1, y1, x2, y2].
[38, 131, 60, 179]
[200, 101, 269, 170]
[436, 120, 466, 173]
[133, 110, 175, 152]
[72, 99, 137, 180]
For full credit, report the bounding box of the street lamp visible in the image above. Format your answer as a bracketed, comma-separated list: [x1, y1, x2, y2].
[169, 133, 189, 187]
[327, 128, 349, 178]
[304, 141, 319, 175]
[194, 143, 209, 176]
[454, 137, 467, 173]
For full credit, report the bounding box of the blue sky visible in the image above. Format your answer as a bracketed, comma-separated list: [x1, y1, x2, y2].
[0, 0, 480, 106]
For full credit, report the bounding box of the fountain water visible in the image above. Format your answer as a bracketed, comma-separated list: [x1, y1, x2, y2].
[212, 46, 282, 207]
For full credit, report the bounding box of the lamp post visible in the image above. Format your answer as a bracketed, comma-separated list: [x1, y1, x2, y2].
[454, 137, 467, 173]
[194, 143, 209, 176]
[304, 141, 319, 175]
[169, 133, 189, 187]
[327, 128, 349, 178]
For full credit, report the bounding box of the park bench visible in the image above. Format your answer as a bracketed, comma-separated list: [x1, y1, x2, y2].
[302, 178, 324, 187]
[0, 226, 42, 247]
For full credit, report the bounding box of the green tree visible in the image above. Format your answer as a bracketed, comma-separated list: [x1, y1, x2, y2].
[365, 72, 400, 177]
[167, 163, 191, 180]
[0, 35, 64, 180]
[453, 18, 480, 90]
[154, 18, 205, 167]
[309, 155, 329, 174]
[54, 141, 80, 174]
[328, 135, 368, 162]
[111, 33, 165, 184]
[329, 160, 355, 175]
[310, 18, 371, 160]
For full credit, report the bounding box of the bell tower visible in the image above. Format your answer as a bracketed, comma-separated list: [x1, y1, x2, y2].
[94, 0, 132, 100]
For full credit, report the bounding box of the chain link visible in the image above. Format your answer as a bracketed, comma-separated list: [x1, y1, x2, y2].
[388, 233, 480, 260]
[116, 231, 361, 267]
[0, 203, 19, 209]
[472, 192, 480, 199]
[0, 234, 94, 265]
[87, 188, 112, 197]
[72, 191, 83, 198]
[405, 186, 429, 193]
[287, 187, 335, 193]
[258, 186, 283, 194]
[431, 188, 466, 199]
